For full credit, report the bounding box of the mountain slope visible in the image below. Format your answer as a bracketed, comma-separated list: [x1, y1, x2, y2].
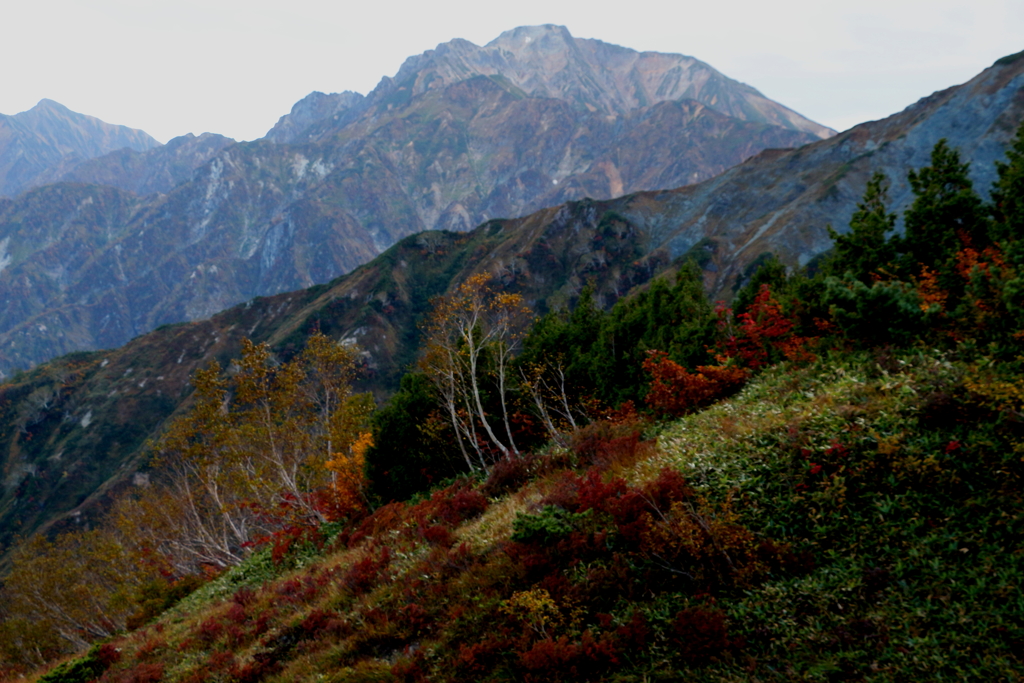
[0, 26, 832, 378]
[615, 49, 1024, 295]
[0, 100, 160, 198]
[43, 131, 236, 196]
[0, 198, 661, 553]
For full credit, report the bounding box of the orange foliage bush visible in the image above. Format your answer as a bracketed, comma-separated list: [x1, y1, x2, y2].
[643, 351, 748, 417]
[720, 285, 816, 369]
[915, 265, 948, 313]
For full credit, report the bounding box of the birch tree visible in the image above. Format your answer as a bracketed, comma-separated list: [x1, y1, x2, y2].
[419, 274, 532, 471]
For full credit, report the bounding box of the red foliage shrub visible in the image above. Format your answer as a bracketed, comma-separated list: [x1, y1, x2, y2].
[107, 662, 164, 683]
[268, 524, 325, 566]
[599, 400, 641, 425]
[570, 420, 650, 470]
[250, 608, 276, 639]
[643, 350, 749, 417]
[615, 611, 650, 649]
[347, 501, 407, 548]
[410, 481, 489, 531]
[443, 487, 489, 524]
[341, 546, 392, 595]
[224, 623, 246, 648]
[518, 631, 619, 683]
[399, 602, 431, 638]
[454, 638, 506, 679]
[299, 608, 350, 640]
[133, 638, 164, 661]
[275, 578, 302, 599]
[232, 586, 257, 607]
[207, 649, 235, 671]
[420, 523, 455, 547]
[391, 652, 427, 682]
[482, 454, 531, 497]
[271, 575, 319, 605]
[225, 602, 247, 625]
[579, 556, 635, 608]
[228, 659, 278, 683]
[641, 467, 693, 511]
[196, 616, 224, 644]
[311, 482, 368, 525]
[96, 642, 122, 666]
[720, 285, 816, 370]
[542, 468, 627, 515]
[672, 607, 733, 666]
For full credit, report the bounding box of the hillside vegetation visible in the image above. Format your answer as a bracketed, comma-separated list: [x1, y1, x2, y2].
[0, 127, 1023, 681]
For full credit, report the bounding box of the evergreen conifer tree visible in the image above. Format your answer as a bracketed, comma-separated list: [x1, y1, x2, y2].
[825, 171, 898, 283]
[897, 139, 988, 293]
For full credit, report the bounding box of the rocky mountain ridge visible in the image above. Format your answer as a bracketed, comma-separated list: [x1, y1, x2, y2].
[43, 131, 236, 196]
[389, 25, 832, 134]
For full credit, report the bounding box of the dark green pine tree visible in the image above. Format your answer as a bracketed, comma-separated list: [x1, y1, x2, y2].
[516, 282, 606, 400]
[991, 122, 1024, 336]
[897, 139, 988, 291]
[365, 372, 465, 503]
[588, 260, 716, 405]
[825, 171, 898, 283]
[991, 122, 1024, 245]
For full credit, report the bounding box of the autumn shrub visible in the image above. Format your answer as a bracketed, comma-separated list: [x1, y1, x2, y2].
[404, 481, 489, 549]
[126, 574, 207, 630]
[346, 501, 407, 548]
[426, 523, 458, 548]
[341, 546, 392, 595]
[671, 607, 734, 666]
[132, 637, 164, 662]
[517, 630, 620, 683]
[101, 662, 165, 683]
[481, 454, 531, 497]
[435, 485, 488, 525]
[196, 617, 224, 645]
[230, 584, 256, 607]
[643, 350, 748, 417]
[720, 284, 817, 367]
[223, 602, 247, 626]
[451, 638, 506, 680]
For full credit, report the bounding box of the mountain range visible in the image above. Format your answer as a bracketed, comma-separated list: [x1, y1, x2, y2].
[0, 25, 834, 380]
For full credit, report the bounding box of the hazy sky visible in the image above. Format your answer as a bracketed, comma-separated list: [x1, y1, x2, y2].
[2, 0, 1021, 143]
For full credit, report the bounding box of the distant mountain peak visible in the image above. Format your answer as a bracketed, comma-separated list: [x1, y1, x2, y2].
[0, 99, 160, 197]
[376, 25, 833, 138]
[264, 90, 366, 144]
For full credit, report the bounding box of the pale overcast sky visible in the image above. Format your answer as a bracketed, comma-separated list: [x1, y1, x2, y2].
[2, 0, 1021, 143]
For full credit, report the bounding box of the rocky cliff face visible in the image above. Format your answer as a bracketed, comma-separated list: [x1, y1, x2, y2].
[44, 132, 236, 196]
[265, 91, 366, 144]
[0, 26, 833, 378]
[0, 99, 160, 198]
